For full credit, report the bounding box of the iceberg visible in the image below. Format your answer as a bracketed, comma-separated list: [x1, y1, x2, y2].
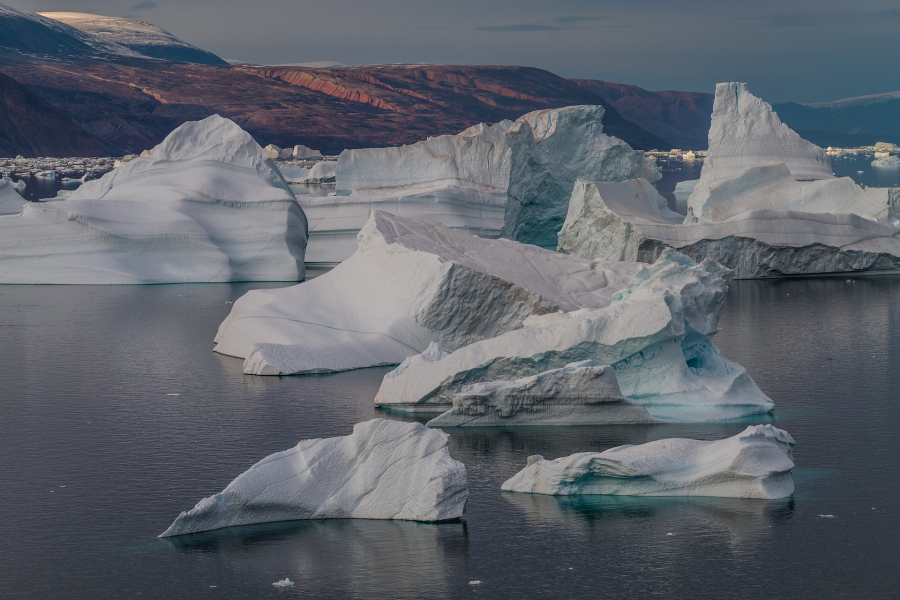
[557, 179, 900, 278]
[160, 419, 468, 537]
[214, 210, 646, 375]
[292, 144, 323, 159]
[557, 82, 900, 278]
[501, 425, 795, 499]
[299, 105, 657, 264]
[375, 247, 773, 422]
[0, 115, 308, 284]
[872, 155, 900, 168]
[672, 179, 697, 215]
[0, 178, 26, 215]
[425, 360, 658, 427]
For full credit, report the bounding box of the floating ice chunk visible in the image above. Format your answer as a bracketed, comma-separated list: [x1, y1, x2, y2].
[277, 163, 311, 183]
[273, 578, 294, 588]
[376, 249, 773, 421]
[469, 581, 482, 586]
[305, 160, 336, 183]
[558, 178, 900, 278]
[159, 419, 468, 537]
[501, 425, 795, 499]
[0, 115, 308, 284]
[872, 155, 900, 168]
[292, 144, 322, 159]
[426, 361, 657, 427]
[673, 179, 698, 215]
[0, 178, 26, 215]
[215, 211, 647, 375]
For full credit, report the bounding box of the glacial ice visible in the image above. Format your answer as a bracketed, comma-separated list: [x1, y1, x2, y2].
[159, 419, 468, 537]
[0, 178, 26, 215]
[425, 360, 658, 427]
[0, 115, 308, 284]
[501, 425, 795, 499]
[375, 246, 773, 422]
[214, 210, 644, 375]
[299, 105, 656, 264]
[557, 179, 900, 278]
[292, 144, 323, 159]
[558, 82, 900, 278]
[672, 179, 698, 215]
[872, 155, 900, 168]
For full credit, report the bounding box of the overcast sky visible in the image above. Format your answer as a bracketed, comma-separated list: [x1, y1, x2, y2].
[8, 0, 900, 103]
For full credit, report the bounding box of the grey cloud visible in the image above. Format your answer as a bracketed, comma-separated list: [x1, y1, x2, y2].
[476, 15, 603, 33]
[131, 1, 158, 10]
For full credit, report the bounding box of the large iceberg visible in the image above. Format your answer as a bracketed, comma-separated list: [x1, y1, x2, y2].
[214, 210, 645, 375]
[299, 105, 658, 264]
[501, 425, 795, 499]
[0, 115, 308, 284]
[375, 247, 773, 422]
[557, 179, 900, 278]
[160, 419, 468, 537]
[0, 178, 26, 215]
[558, 83, 900, 278]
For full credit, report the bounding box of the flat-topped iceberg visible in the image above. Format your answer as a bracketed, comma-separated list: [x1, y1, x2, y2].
[299, 105, 658, 264]
[0, 115, 308, 284]
[501, 425, 795, 499]
[376, 248, 773, 422]
[160, 419, 468, 537]
[558, 179, 900, 278]
[872, 155, 900, 168]
[214, 211, 650, 375]
[558, 82, 900, 278]
[425, 360, 658, 427]
[0, 178, 26, 215]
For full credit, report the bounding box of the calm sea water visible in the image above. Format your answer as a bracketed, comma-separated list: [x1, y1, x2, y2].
[1, 276, 899, 600]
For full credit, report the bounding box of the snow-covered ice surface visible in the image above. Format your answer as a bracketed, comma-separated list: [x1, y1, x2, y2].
[501, 425, 795, 499]
[38, 12, 226, 64]
[375, 245, 773, 422]
[159, 419, 468, 537]
[0, 179, 25, 215]
[425, 360, 658, 427]
[214, 210, 645, 374]
[0, 115, 308, 284]
[558, 82, 900, 278]
[558, 179, 900, 278]
[300, 105, 656, 264]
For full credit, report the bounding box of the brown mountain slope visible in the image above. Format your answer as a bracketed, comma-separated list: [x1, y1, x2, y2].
[571, 79, 713, 150]
[0, 70, 108, 157]
[0, 56, 668, 154]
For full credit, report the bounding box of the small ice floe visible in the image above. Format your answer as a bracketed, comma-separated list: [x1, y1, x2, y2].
[166, 393, 180, 396]
[272, 578, 294, 588]
[818, 514, 835, 518]
[666, 533, 675, 536]
[469, 581, 483, 586]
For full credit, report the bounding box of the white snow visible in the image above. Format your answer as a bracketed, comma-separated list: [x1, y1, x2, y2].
[0, 115, 308, 284]
[425, 360, 658, 427]
[0, 179, 26, 215]
[159, 419, 468, 537]
[501, 425, 795, 499]
[374, 245, 773, 422]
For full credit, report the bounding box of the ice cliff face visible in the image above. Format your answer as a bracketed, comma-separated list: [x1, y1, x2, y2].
[374, 248, 772, 422]
[300, 104, 657, 264]
[686, 82, 834, 222]
[0, 115, 308, 283]
[0, 178, 25, 214]
[502, 105, 660, 247]
[501, 425, 795, 499]
[214, 210, 645, 375]
[558, 179, 900, 279]
[160, 419, 468, 537]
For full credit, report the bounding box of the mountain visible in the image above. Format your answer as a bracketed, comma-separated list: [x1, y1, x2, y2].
[0, 70, 109, 157]
[38, 13, 227, 65]
[571, 79, 713, 150]
[0, 3, 145, 60]
[773, 91, 900, 147]
[0, 58, 670, 154]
